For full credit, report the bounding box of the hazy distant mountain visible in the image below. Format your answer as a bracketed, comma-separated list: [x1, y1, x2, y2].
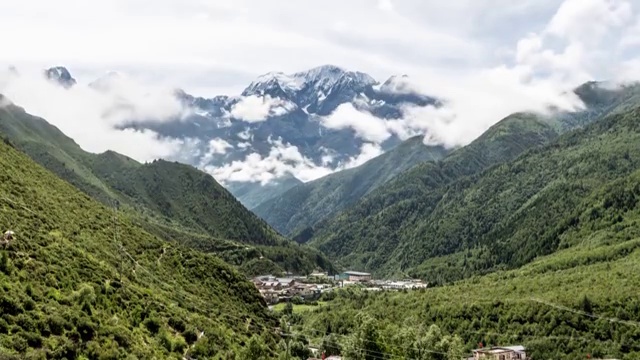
[44, 66, 76, 88]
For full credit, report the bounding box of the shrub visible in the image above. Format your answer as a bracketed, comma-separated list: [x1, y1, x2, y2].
[181, 326, 198, 344]
[168, 316, 186, 332]
[143, 316, 161, 334]
[173, 335, 188, 354]
[159, 330, 173, 352]
[47, 315, 67, 336]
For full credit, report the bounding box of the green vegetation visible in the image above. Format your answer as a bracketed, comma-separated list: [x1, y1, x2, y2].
[254, 136, 449, 237]
[309, 82, 640, 279]
[296, 223, 640, 359]
[227, 174, 302, 210]
[0, 138, 279, 358]
[271, 302, 327, 313]
[0, 101, 332, 275]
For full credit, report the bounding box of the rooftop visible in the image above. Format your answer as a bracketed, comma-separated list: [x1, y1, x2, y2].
[343, 271, 371, 276]
[474, 345, 526, 354]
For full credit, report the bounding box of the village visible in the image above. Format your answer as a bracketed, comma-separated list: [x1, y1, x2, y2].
[252, 271, 532, 360]
[251, 270, 430, 306]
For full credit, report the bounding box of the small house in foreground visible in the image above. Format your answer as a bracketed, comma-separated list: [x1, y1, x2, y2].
[471, 345, 527, 360]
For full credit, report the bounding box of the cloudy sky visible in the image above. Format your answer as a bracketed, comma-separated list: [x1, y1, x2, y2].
[0, 0, 639, 182]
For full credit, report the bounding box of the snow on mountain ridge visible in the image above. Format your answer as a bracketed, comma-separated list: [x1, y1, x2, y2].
[243, 64, 379, 100]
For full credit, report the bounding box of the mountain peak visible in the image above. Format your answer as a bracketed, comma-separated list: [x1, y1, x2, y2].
[44, 66, 76, 89]
[294, 64, 345, 81]
[380, 74, 416, 94]
[88, 71, 126, 91]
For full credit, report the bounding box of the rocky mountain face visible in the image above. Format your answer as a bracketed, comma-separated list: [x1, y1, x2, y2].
[44, 66, 77, 88]
[80, 64, 439, 206]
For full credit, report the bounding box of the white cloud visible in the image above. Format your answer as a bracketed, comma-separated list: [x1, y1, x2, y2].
[197, 138, 233, 167]
[208, 138, 233, 154]
[339, 143, 384, 169]
[204, 138, 384, 185]
[377, 0, 394, 12]
[546, 0, 633, 44]
[0, 0, 638, 184]
[204, 137, 334, 184]
[0, 69, 192, 162]
[237, 128, 252, 140]
[229, 95, 295, 122]
[321, 104, 391, 143]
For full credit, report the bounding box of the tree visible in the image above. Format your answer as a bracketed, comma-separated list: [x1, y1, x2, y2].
[238, 335, 269, 360]
[284, 302, 294, 316]
[321, 333, 341, 356]
[343, 312, 385, 360]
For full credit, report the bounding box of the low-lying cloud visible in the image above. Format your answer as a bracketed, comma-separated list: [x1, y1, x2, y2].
[229, 95, 296, 122]
[203, 137, 383, 185]
[0, 69, 193, 162]
[321, 103, 391, 143]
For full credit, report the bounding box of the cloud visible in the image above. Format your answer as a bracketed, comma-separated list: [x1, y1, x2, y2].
[545, 0, 633, 44]
[321, 104, 391, 143]
[229, 95, 296, 122]
[377, 0, 394, 12]
[0, 0, 638, 184]
[204, 138, 384, 185]
[0, 68, 193, 162]
[197, 138, 233, 167]
[339, 143, 384, 169]
[204, 137, 334, 184]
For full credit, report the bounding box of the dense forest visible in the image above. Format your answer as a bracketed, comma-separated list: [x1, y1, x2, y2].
[0, 138, 282, 358]
[291, 188, 640, 359]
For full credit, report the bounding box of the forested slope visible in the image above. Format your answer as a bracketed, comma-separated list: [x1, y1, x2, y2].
[309, 82, 640, 278]
[0, 138, 279, 358]
[297, 164, 640, 358]
[253, 136, 449, 237]
[0, 100, 332, 275]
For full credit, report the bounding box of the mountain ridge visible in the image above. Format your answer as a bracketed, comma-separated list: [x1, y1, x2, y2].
[0, 98, 332, 276]
[307, 81, 640, 279]
[29, 65, 439, 207]
[253, 136, 450, 236]
[0, 136, 279, 358]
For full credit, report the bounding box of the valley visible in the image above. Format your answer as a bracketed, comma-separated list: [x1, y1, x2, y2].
[1, 1, 640, 356]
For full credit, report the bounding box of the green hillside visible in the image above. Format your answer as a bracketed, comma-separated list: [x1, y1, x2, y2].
[289, 105, 640, 360]
[0, 101, 331, 276]
[298, 208, 640, 359]
[227, 174, 303, 210]
[253, 137, 449, 237]
[309, 82, 640, 278]
[0, 138, 279, 358]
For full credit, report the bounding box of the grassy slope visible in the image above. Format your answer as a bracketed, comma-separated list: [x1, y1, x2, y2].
[309, 83, 640, 277]
[0, 102, 331, 275]
[253, 137, 449, 236]
[0, 138, 278, 358]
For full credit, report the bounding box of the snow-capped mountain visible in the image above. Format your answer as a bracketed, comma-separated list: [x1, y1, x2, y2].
[37, 65, 439, 207]
[132, 64, 437, 167]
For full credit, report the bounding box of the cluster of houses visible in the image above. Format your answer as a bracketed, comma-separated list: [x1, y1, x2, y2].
[252, 275, 328, 305]
[252, 270, 431, 305]
[304, 345, 528, 360]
